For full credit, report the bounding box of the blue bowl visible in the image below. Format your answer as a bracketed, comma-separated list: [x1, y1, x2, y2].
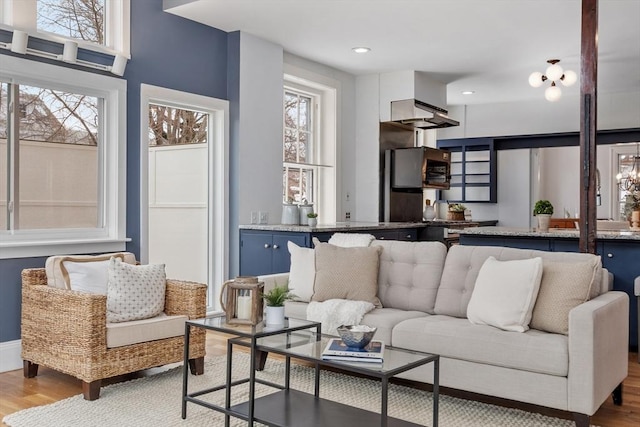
[337, 325, 377, 349]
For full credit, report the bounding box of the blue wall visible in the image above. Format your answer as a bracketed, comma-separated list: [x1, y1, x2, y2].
[0, 0, 230, 343]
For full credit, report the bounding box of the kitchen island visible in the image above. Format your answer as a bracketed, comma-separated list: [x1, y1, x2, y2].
[456, 226, 640, 349]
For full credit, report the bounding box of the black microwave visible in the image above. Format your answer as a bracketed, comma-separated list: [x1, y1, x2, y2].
[391, 146, 451, 189]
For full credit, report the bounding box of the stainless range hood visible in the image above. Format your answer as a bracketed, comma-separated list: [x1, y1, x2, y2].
[390, 99, 459, 129]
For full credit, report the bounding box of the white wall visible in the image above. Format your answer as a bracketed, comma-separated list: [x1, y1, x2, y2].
[439, 90, 640, 139]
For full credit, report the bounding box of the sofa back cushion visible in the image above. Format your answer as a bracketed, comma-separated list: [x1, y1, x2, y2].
[373, 240, 447, 313]
[434, 245, 602, 318]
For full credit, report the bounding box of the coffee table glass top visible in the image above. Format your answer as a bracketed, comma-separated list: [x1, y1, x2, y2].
[187, 315, 320, 338]
[247, 331, 438, 376]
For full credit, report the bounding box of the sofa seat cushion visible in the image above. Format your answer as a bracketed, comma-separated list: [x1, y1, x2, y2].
[106, 313, 188, 348]
[392, 315, 568, 377]
[284, 301, 427, 345]
[373, 240, 447, 313]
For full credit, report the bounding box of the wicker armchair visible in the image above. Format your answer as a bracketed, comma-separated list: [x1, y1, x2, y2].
[21, 268, 207, 400]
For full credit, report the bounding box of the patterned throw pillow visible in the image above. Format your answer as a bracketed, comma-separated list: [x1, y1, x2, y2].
[530, 259, 599, 335]
[106, 257, 166, 323]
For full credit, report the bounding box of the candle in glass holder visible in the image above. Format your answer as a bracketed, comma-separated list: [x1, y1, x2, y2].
[236, 289, 252, 320]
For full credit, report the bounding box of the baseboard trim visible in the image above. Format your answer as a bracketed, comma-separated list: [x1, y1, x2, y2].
[0, 339, 22, 373]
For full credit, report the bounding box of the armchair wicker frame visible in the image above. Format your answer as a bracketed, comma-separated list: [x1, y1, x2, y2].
[21, 268, 207, 400]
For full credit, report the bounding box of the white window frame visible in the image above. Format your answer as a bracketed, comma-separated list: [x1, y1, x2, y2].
[610, 144, 639, 221]
[0, 54, 127, 259]
[283, 70, 337, 223]
[139, 84, 229, 312]
[0, 0, 130, 56]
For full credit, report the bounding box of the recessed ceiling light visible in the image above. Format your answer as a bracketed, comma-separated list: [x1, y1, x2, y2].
[352, 47, 371, 54]
[462, 91, 475, 95]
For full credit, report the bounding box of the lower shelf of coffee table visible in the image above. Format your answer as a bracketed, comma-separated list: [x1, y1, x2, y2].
[231, 389, 423, 427]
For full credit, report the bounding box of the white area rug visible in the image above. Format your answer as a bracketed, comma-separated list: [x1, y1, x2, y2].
[4, 353, 595, 427]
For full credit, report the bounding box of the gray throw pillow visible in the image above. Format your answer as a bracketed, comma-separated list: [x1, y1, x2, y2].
[106, 257, 166, 323]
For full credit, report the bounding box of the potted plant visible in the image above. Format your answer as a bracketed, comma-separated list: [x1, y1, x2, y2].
[533, 200, 554, 232]
[307, 212, 318, 227]
[446, 203, 466, 221]
[261, 284, 296, 325]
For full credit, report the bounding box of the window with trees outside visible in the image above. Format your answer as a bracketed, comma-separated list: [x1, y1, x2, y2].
[282, 73, 337, 223]
[283, 89, 316, 204]
[0, 55, 126, 259]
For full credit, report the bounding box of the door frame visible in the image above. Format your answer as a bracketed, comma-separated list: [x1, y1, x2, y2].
[139, 84, 229, 311]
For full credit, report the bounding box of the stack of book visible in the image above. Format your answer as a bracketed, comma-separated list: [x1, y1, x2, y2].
[321, 338, 384, 363]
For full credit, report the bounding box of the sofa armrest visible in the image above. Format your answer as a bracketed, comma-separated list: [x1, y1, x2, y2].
[567, 291, 629, 415]
[165, 279, 207, 319]
[258, 273, 290, 293]
[21, 276, 108, 361]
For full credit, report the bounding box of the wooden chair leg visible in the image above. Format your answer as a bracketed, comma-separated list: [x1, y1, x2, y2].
[612, 382, 623, 405]
[255, 349, 268, 371]
[23, 361, 38, 378]
[82, 380, 101, 400]
[188, 357, 204, 375]
[572, 412, 590, 427]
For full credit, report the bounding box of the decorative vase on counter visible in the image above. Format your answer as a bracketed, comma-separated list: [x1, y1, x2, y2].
[536, 214, 552, 232]
[298, 201, 314, 225]
[423, 199, 436, 221]
[281, 203, 299, 225]
[308, 217, 318, 227]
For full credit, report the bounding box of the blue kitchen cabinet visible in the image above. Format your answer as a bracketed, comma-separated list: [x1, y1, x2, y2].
[239, 230, 308, 276]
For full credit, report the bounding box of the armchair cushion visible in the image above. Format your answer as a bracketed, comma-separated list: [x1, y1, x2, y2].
[106, 258, 166, 323]
[106, 313, 188, 348]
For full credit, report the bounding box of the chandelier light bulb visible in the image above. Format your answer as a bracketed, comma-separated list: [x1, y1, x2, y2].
[616, 173, 623, 181]
[545, 83, 562, 102]
[561, 69, 577, 87]
[546, 62, 564, 81]
[528, 71, 544, 88]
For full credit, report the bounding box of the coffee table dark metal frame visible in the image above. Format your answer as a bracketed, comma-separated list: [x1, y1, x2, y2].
[183, 316, 439, 427]
[181, 315, 322, 425]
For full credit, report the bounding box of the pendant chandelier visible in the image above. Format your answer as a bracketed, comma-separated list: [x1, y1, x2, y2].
[616, 143, 640, 192]
[528, 59, 577, 102]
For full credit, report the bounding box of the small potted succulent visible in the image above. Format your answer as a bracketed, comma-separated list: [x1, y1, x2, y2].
[533, 200, 554, 232]
[261, 284, 296, 326]
[307, 212, 318, 227]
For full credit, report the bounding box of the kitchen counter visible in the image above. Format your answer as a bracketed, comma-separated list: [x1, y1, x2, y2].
[455, 226, 640, 241]
[239, 220, 496, 232]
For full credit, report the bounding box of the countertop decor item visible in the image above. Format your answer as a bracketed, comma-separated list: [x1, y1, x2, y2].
[281, 202, 299, 225]
[446, 203, 466, 221]
[533, 200, 554, 232]
[306, 212, 318, 227]
[298, 199, 314, 225]
[423, 199, 436, 221]
[337, 324, 377, 349]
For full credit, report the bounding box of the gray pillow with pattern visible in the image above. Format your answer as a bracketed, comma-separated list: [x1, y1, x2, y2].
[106, 257, 166, 323]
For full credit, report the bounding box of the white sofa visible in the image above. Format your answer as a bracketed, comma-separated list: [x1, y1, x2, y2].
[260, 241, 629, 427]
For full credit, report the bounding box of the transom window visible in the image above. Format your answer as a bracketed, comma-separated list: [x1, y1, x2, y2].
[37, 0, 105, 45]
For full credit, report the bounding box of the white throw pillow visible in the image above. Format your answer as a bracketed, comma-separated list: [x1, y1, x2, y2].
[107, 257, 167, 323]
[287, 241, 315, 302]
[467, 256, 543, 332]
[63, 259, 111, 294]
[327, 233, 375, 247]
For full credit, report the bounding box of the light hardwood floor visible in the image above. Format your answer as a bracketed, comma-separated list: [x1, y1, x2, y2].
[1, 331, 638, 427]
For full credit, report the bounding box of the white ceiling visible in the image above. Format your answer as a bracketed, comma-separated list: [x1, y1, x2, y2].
[165, 0, 640, 107]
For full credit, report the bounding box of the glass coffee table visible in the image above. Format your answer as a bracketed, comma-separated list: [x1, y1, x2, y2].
[181, 315, 322, 425]
[183, 314, 439, 427]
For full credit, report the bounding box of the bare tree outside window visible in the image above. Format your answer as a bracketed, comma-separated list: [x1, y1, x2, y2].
[283, 90, 314, 203]
[37, 0, 105, 44]
[148, 104, 208, 146]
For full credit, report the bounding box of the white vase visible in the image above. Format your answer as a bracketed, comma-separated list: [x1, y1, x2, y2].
[537, 214, 551, 232]
[307, 217, 318, 227]
[265, 306, 285, 326]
